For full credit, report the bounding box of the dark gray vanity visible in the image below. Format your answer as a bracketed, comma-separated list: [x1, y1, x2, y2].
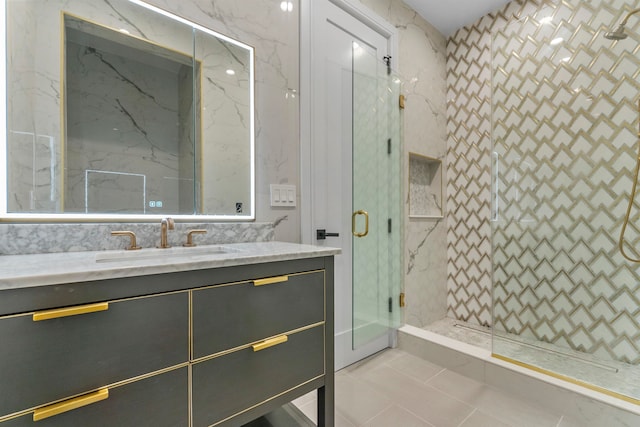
[0, 242, 336, 427]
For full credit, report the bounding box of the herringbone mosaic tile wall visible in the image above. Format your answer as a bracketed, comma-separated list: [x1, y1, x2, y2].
[447, 0, 640, 364]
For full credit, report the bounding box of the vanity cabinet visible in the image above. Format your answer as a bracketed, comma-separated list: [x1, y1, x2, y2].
[2, 368, 189, 427]
[192, 270, 325, 357]
[0, 255, 335, 427]
[0, 293, 189, 417]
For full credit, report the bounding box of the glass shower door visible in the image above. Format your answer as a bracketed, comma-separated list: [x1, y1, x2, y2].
[352, 45, 403, 348]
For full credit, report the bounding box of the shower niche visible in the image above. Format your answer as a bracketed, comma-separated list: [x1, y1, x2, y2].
[409, 152, 443, 218]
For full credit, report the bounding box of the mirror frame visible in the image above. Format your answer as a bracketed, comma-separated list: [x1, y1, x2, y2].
[0, 0, 256, 222]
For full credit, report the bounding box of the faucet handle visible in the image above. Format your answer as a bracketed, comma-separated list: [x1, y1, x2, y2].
[111, 231, 142, 250]
[183, 229, 208, 247]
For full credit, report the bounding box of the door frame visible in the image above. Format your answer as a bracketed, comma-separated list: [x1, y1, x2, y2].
[300, 0, 398, 243]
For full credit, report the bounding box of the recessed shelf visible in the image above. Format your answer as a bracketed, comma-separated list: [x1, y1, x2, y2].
[409, 153, 443, 219]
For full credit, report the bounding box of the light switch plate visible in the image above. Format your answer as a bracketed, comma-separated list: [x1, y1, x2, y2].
[270, 184, 296, 207]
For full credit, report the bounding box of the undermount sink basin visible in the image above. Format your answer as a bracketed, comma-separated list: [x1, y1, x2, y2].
[95, 245, 240, 263]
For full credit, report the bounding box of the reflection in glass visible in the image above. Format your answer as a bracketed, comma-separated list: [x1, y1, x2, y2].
[4, 0, 254, 220]
[63, 16, 198, 214]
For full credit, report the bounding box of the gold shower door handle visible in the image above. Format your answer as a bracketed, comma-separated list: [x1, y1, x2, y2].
[352, 210, 369, 237]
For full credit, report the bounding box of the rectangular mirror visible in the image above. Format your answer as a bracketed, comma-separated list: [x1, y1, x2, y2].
[2, 0, 255, 221]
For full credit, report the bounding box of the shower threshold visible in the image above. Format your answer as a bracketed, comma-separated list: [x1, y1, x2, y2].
[418, 318, 640, 407]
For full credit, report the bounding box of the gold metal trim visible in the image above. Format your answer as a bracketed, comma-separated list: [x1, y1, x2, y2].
[252, 335, 288, 352]
[492, 353, 640, 406]
[192, 270, 323, 292]
[62, 12, 194, 60]
[208, 374, 325, 427]
[33, 389, 109, 422]
[399, 292, 406, 307]
[253, 275, 289, 286]
[618, 98, 640, 263]
[352, 210, 369, 237]
[3, 364, 189, 424]
[32, 302, 109, 321]
[189, 290, 194, 362]
[0, 289, 190, 321]
[191, 322, 324, 364]
[188, 364, 193, 427]
[399, 94, 405, 109]
[60, 11, 66, 212]
[198, 60, 205, 214]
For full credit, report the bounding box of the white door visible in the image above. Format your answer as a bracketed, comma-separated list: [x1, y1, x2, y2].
[304, 0, 401, 370]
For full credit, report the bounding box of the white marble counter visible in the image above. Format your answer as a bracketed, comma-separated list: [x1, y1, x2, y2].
[0, 242, 340, 290]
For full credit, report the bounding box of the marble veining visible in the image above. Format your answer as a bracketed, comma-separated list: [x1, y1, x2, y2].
[0, 241, 340, 290]
[358, 0, 449, 329]
[6, 0, 299, 235]
[0, 222, 274, 255]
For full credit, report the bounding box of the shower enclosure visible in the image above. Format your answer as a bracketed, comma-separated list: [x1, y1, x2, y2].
[491, 0, 640, 403]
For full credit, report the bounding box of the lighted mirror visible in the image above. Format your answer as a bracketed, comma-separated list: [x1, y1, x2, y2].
[2, 0, 255, 220]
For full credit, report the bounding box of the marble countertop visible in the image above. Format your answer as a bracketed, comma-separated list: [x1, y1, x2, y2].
[0, 241, 340, 290]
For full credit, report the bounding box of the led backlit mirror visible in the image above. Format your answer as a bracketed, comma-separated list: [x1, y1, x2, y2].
[2, 0, 255, 221]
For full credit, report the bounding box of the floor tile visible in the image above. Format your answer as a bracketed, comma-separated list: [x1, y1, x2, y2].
[469, 387, 561, 427]
[363, 404, 434, 427]
[359, 365, 474, 427]
[426, 368, 485, 404]
[386, 352, 444, 383]
[334, 371, 394, 426]
[342, 348, 404, 377]
[427, 368, 561, 427]
[459, 409, 513, 427]
[291, 391, 316, 408]
[292, 348, 604, 427]
[297, 400, 317, 424]
[556, 416, 586, 427]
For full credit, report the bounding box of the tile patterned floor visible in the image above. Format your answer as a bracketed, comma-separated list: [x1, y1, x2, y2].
[293, 349, 582, 427]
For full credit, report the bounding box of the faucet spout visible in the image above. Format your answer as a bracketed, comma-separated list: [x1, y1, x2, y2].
[159, 218, 175, 249]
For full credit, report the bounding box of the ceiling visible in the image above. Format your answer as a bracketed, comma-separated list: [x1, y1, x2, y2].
[403, 0, 512, 37]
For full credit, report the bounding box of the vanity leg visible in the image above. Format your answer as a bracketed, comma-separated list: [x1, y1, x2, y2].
[319, 256, 335, 427]
[317, 384, 334, 427]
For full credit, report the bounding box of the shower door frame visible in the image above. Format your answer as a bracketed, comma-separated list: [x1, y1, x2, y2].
[300, 0, 400, 370]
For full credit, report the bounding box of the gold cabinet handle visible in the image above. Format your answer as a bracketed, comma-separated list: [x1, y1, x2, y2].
[253, 275, 289, 286]
[33, 389, 109, 421]
[33, 303, 109, 322]
[252, 335, 288, 352]
[352, 210, 369, 237]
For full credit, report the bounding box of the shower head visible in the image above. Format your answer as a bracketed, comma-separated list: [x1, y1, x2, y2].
[604, 23, 628, 40]
[604, 8, 640, 40]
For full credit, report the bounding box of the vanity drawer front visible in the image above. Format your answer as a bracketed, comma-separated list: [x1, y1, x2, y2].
[0, 292, 188, 418]
[0, 367, 188, 427]
[192, 270, 324, 358]
[192, 326, 324, 427]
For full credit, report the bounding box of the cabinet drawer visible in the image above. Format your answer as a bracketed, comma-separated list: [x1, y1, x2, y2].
[0, 292, 188, 417]
[192, 326, 324, 427]
[192, 271, 324, 358]
[1, 367, 188, 427]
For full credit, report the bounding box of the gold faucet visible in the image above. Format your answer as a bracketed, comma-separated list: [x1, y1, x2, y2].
[111, 231, 142, 250]
[158, 218, 175, 249]
[183, 229, 208, 247]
